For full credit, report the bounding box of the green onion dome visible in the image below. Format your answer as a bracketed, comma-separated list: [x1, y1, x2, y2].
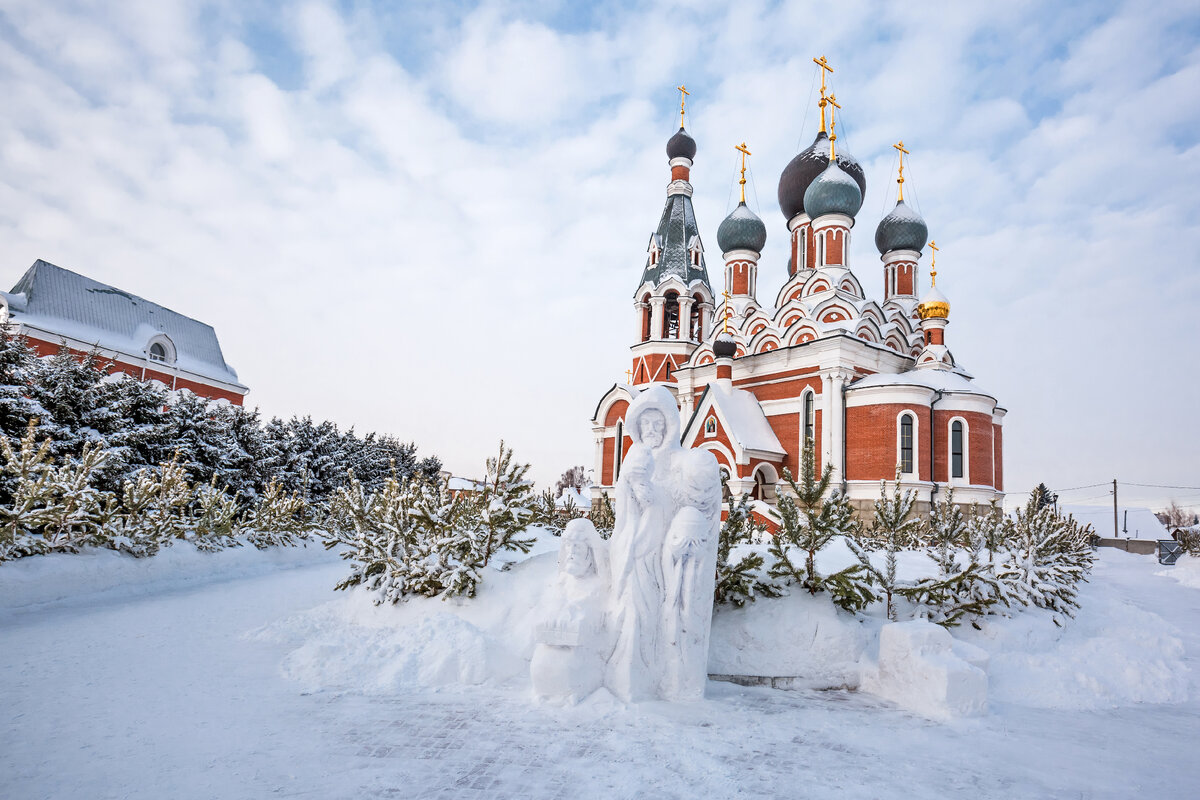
[716, 202, 767, 253]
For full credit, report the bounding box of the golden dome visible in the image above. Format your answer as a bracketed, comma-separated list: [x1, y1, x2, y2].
[918, 285, 950, 320]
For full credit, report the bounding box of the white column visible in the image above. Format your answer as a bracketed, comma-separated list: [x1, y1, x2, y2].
[633, 302, 648, 340]
[699, 303, 713, 340]
[650, 297, 665, 340]
[677, 295, 694, 341]
[820, 372, 833, 477]
[829, 369, 851, 483]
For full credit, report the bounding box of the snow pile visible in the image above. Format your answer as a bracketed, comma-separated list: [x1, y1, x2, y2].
[708, 591, 872, 688]
[255, 545, 557, 692]
[1157, 555, 1200, 589]
[861, 621, 989, 719]
[0, 543, 334, 613]
[957, 562, 1189, 710]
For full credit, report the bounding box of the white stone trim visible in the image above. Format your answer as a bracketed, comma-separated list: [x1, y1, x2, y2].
[896, 409, 919, 478]
[948, 415, 969, 485]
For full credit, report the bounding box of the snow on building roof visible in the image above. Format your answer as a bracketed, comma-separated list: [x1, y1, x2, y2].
[555, 487, 592, 510]
[850, 368, 994, 398]
[1060, 505, 1170, 541]
[3, 260, 244, 388]
[706, 383, 787, 457]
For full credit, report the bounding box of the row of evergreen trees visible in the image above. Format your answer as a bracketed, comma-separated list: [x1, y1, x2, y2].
[715, 440, 1096, 627]
[0, 331, 441, 561]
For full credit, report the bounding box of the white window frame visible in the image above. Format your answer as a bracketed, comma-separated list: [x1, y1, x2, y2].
[949, 416, 969, 484]
[896, 410, 919, 477]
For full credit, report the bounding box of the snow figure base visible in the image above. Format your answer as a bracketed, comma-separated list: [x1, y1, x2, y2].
[605, 386, 722, 703]
[862, 620, 989, 720]
[531, 519, 609, 705]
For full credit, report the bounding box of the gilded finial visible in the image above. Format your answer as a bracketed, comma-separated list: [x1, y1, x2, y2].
[677, 85, 689, 127]
[735, 142, 751, 204]
[813, 56, 833, 134]
[893, 140, 910, 202]
[929, 240, 939, 285]
[827, 94, 841, 161]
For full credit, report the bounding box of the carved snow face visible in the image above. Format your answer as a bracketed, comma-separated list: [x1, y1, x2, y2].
[638, 409, 667, 448]
[559, 537, 595, 578]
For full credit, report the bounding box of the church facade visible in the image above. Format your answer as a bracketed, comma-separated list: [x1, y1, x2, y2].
[591, 80, 1005, 519]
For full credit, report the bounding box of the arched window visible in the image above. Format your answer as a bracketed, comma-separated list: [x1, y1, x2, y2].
[640, 295, 652, 342]
[951, 420, 965, 479]
[899, 413, 915, 475]
[614, 421, 624, 480]
[663, 291, 680, 339]
[803, 390, 815, 444]
[149, 342, 167, 362]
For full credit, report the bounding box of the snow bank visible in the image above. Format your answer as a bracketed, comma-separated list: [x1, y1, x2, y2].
[957, 558, 1189, 710]
[1157, 555, 1200, 589]
[709, 592, 873, 688]
[0, 543, 336, 613]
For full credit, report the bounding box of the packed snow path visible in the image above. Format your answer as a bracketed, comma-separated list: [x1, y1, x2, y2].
[2, 550, 1198, 799]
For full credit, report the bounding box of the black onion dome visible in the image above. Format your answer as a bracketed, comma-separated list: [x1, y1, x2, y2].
[777, 131, 866, 220]
[713, 332, 737, 358]
[666, 127, 697, 161]
[716, 202, 767, 253]
[803, 160, 863, 220]
[875, 199, 928, 255]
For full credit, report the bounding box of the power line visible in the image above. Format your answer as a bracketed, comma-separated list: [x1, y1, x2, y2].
[1122, 482, 1200, 491]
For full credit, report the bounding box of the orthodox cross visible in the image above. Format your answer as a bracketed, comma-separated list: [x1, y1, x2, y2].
[677, 85, 689, 127]
[827, 94, 842, 160]
[735, 142, 751, 203]
[893, 140, 910, 201]
[928, 240, 939, 285]
[813, 55, 834, 132]
[625, 368, 633, 384]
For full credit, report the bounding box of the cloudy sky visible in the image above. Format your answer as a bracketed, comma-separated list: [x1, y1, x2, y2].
[1, 0, 1197, 511]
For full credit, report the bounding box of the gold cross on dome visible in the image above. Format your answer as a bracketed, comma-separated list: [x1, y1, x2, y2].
[735, 142, 751, 203]
[813, 56, 834, 132]
[893, 140, 910, 201]
[677, 85, 689, 127]
[929, 240, 939, 285]
[827, 94, 842, 159]
[625, 369, 632, 384]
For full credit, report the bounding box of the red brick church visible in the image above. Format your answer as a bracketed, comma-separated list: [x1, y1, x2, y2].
[591, 72, 1004, 517]
[1, 259, 248, 405]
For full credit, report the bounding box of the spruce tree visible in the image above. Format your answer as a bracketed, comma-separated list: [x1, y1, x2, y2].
[846, 472, 918, 621]
[997, 497, 1094, 623]
[767, 438, 875, 612]
[714, 488, 781, 608]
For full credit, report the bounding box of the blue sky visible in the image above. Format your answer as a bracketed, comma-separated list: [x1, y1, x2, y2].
[1, 0, 1198, 511]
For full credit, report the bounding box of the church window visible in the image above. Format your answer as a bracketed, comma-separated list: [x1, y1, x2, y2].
[951, 420, 965, 479]
[803, 390, 815, 444]
[663, 291, 680, 338]
[665, 361, 672, 380]
[149, 342, 167, 362]
[899, 413, 914, 474]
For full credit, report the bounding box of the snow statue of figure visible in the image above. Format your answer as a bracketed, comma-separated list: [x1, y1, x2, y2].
[605, 385, 722, 702]
[531, 518, 610, 705]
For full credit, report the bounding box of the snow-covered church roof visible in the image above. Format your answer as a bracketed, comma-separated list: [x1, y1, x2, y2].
[850, 368, 995, 399]
[2, 260, 245, 387]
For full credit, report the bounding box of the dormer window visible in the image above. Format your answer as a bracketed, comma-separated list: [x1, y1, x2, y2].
[146, 335, 175, 365]
[149, 342, 167, 362]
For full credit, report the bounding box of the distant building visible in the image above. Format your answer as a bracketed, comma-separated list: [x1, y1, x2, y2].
[0, 259, 248, 405]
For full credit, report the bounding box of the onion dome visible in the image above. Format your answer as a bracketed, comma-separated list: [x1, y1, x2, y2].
[777, 131, 866, 220]
[713, 332, 737, 358]
[917, 285, 950, 320]
[666, 127, 697, 161]
[716, 202, 767, 253]
[803, 160, 863, 220]
[875, 199, 928, 255]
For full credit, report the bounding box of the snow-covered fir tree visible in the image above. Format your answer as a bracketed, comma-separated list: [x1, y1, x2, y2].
[714, 489, 781, 608]
[997, 495, 1095, 623]
[846, 473, 919, 621]
[768, 438, 875, 612]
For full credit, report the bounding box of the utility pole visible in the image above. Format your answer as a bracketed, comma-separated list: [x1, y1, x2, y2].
[1123, 509, 1128, 535]
[1113, 479, 1119, 538]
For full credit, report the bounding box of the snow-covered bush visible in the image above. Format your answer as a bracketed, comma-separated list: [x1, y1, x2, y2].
[768, 440, 875, 613]
[324, 442, 536, 603]
[243, 478, 311, 549]
[902, 489, 1008, 628]
[589, 491, 615, 539]
[108, 456, 193, 557]
[996, 496, 1095, 623]
[715, 489, 781, 608]
[846, 474, 920, 621]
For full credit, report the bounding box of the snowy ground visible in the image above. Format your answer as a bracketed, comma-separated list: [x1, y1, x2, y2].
[3, 545, 1199, 799]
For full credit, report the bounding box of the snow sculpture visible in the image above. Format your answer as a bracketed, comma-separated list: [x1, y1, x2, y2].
[862, 620, 989, 719]
[531, 518, 609, 704]
[606, 386, 722, 702]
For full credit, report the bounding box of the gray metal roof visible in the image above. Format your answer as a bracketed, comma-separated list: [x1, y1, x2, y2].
[3, 260, 245, 387]
[638, 193, 712, 292]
